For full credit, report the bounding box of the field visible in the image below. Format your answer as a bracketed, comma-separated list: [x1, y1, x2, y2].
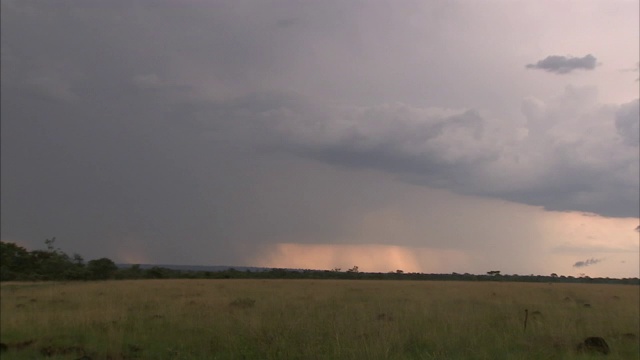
[1, 279, 638, 359]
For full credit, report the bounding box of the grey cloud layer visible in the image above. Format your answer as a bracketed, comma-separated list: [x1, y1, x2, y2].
[526, 54, 598, 74]
[2, 3, 637, 222]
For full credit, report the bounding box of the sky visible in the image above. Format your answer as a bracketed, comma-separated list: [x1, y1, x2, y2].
[1, 0, 638, 278]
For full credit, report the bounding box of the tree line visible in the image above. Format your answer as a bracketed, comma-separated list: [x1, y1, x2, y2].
[1, 239, 638, 285]
[0, 238, 118, 281]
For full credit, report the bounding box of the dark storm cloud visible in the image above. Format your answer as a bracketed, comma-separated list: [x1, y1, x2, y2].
[526, 54, 598, 74]
[573, 258, 602, 268]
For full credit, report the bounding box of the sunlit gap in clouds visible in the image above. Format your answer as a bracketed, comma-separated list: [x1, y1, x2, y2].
[250, 243, 469, 273]
[543, 212, 639, 253]
[540, 212, 640, 278]
[247, 209, 639, 277]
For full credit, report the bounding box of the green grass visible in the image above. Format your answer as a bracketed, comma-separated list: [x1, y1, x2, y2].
[1, 280, 638, 359]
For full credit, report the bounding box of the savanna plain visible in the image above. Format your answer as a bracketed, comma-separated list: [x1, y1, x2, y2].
[1, 279, 638, 359]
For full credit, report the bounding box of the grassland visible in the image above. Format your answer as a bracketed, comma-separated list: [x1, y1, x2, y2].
[1, 279, 638, 359]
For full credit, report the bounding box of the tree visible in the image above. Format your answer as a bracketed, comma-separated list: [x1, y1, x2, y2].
[145, 266, 169, 279]
[44, 237, 58, 252]
[487, 270, 501, 276]
[1, 239, 81, 280]
[87, 258, 118, 280]
[0, 242, 32, 281]
[347, 266, 359, 273]
[72, 253, 84, 265]
[117, 264, 143, 279]
[31, 250, 72, 280]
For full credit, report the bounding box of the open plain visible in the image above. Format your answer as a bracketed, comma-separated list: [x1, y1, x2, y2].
[1, 279, 638, 359]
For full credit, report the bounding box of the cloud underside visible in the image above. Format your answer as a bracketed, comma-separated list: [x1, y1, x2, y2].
[526, 54, 598, 74]
[4, 81, 638, 219]
[71, 86, 631, 218]
[257, 92, 638, 218]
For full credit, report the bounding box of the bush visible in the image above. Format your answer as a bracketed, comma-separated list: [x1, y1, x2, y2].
[87, 258, 118, 280]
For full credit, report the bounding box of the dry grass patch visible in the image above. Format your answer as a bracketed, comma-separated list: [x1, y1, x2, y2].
[1, 280, 638, 359]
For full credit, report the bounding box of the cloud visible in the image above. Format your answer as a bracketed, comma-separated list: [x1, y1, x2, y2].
[256, 88, 639, 218]
[526, 54, 598, 74]
[573, 258, 602, 268]
[615, 99, 640, 147]
[265, 102, 497, 167]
